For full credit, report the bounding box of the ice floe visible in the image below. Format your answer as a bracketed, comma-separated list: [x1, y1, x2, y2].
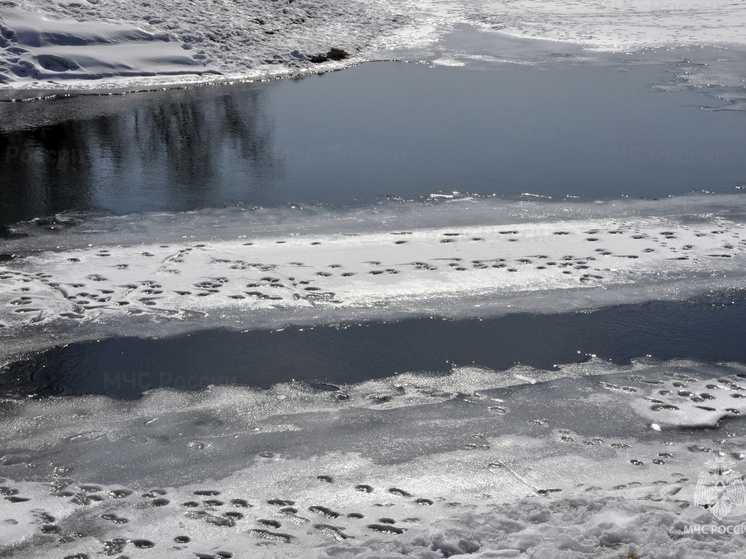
[1, 196, 745, 359]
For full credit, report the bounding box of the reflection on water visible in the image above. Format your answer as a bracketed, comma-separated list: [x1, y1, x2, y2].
[0, 85, 281, 225]
[1, 61, 746, 226]
[2, 123, 96, 222]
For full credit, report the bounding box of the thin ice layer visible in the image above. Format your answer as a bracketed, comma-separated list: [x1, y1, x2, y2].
[2, 359, 746, 557]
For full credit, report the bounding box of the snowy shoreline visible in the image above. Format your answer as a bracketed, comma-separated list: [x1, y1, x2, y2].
[1, 0, 746, 94]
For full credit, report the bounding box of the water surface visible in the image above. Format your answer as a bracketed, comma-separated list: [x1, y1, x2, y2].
[6, 295, 745, 398]
[1, 61, 745, 226]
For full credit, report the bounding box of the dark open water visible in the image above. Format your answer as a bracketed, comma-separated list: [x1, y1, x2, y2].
[1, 295, 743, 398]
[1, 61, 745, 227]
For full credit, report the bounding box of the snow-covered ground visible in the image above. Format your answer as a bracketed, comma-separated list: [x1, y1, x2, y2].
[0, 0, 402, 90]
[1, 0, 746, 90]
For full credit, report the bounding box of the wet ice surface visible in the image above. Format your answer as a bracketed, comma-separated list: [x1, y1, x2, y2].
[0, 145, 745, 557]
[1, 194, 746, 368]
[2, 360, 746, 558]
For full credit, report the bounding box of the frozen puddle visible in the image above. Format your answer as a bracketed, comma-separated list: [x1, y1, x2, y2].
[2, 360, 746, 557]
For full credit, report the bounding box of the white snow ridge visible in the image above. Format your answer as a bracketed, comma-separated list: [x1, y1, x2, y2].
[0, 9, 205, 82]
[1, 0, 746, 89]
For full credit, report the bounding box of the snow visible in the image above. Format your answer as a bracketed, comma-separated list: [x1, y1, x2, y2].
[0, 0, 399, 90]
[3, 196, 746, 555]
[1, 195, 745, 360]
[0, 9, 204, 81]
[2, 359, 746, 557]
[1, 0, 746, 90]
[466, 0, 746, 51]
[2, 1, 746, 555]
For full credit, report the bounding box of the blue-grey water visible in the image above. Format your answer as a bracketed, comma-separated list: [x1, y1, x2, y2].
[3, 295, 744, 399]
[1, 61, 745, 227]
[2, 60, 746, 398]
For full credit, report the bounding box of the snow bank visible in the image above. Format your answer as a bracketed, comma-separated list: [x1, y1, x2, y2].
[0, 0, 403, 90]
[0, 9, 206, 83]
[1, 0, 746, 90]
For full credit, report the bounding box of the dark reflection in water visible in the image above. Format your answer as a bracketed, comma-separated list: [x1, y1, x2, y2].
[2, 61, 746, 226]
[2, 123, 95, 221]
[0, 84, 280, 225]
[5, 296, 746, 399]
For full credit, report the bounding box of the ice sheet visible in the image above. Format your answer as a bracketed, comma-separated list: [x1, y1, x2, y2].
[2, 196, 746, 351]
[2, 359, 746, 557]
[465, 0, 746, 51]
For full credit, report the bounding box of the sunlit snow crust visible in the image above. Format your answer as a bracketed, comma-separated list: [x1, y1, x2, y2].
[1, 0, 746, 95]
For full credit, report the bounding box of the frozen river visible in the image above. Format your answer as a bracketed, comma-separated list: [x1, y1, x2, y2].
[2, 19, 746, 559]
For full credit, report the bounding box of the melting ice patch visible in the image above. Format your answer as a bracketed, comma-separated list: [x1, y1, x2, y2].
[2, 360, 746, 557]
